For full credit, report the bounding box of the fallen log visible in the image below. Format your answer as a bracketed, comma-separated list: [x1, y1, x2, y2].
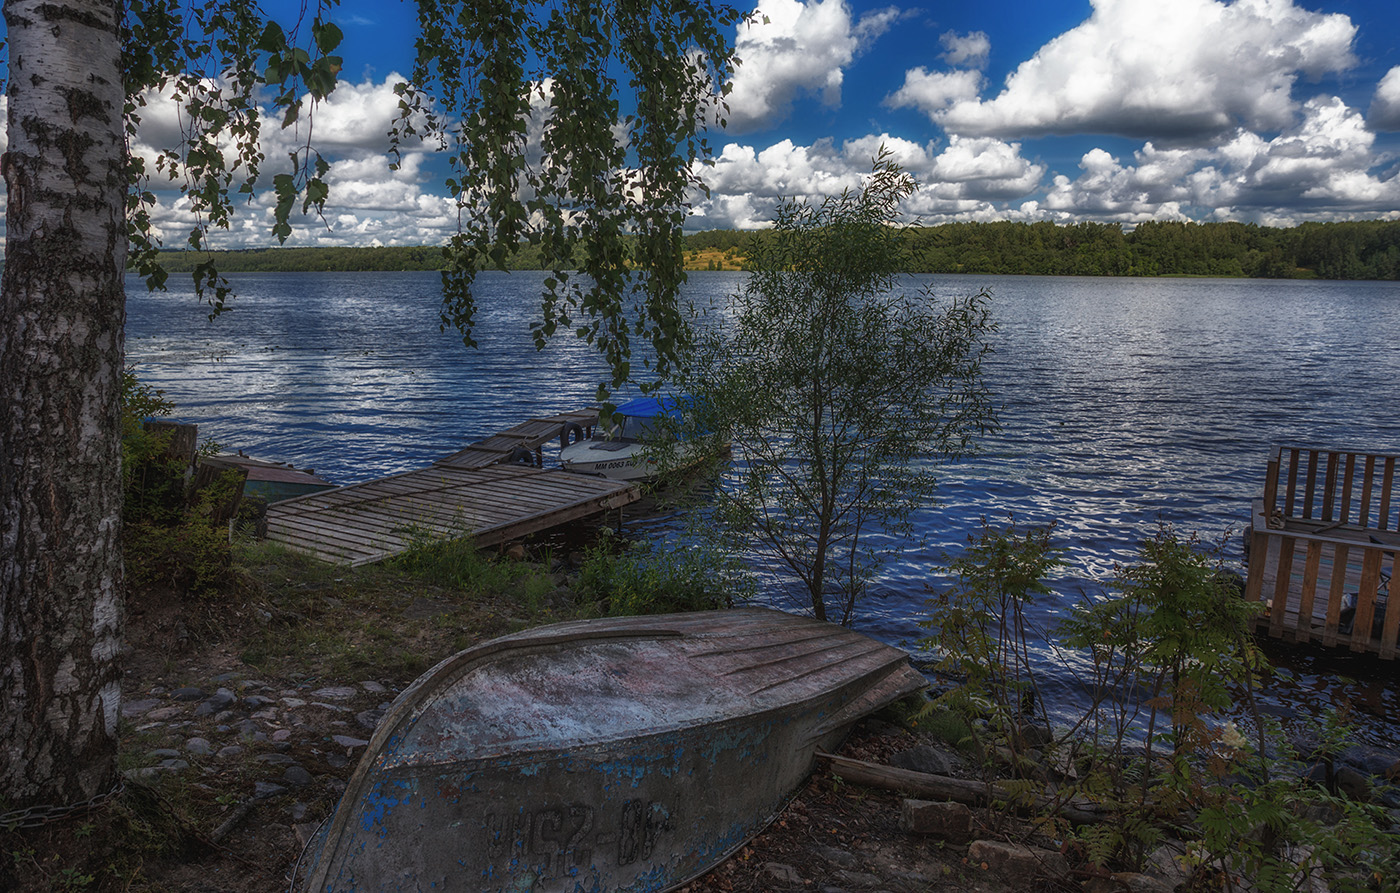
[815, 751, 1109, 826]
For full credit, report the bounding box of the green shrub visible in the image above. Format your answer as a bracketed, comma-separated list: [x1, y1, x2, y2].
[920, 521, 1400, 887]
[917, 520, 1062, 777]
[120, 369, 237, 598]
[391, 529, 521, 595]
[577, 529, 749, 617]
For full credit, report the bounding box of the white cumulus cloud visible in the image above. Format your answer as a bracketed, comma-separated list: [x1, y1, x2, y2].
[725, 0, 894, 134]
[1038, 96, 1400, 223]
[940, 31, 990, 69]
[692, 133, 1049, 226]
[126, 74, 458, 249]
[1369, 66, 1400, 131]
[927, 136, 1046, 199]
[886, 68, 984, 117]
[933, 0, 1358, 140]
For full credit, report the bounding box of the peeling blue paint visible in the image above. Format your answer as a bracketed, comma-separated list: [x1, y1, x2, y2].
[296, 609, 927, 892]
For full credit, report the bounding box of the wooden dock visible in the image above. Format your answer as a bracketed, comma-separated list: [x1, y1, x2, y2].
[435, 408, 599, 469]
[265, 409, 635, 566]
[1246, 446, 1398, 658]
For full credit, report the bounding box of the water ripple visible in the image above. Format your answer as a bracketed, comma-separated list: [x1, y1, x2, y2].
[126, 271, 1400, 742]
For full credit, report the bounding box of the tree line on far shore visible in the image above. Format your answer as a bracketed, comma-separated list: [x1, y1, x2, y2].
[693, 218, 1400, 278]
[147, 219, 1400, 279]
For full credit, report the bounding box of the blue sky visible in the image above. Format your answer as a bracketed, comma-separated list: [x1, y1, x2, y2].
[23, 0, 1400, 246]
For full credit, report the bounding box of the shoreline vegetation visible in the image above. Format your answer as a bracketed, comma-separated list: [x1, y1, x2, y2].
[143, 219, 1400, 279]
[5, 370, 1396, 890]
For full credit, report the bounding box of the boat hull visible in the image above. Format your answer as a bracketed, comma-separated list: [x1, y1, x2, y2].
[296, 608, 926, 893]
[559, 439, 654, 481]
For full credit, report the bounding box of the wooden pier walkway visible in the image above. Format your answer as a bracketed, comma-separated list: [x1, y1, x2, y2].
[1246, 446, 1398, 659]
[265, 409, 635, 566]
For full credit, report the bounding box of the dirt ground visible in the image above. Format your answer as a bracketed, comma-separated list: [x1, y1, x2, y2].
[1, 541, 1066, 893]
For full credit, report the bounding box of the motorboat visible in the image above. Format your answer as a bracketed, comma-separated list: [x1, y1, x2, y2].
[558, 395, 714, 482]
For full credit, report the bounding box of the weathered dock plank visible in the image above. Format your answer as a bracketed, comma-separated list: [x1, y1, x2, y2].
[435, 409, 600, 469]
[266, 461, 638, 566]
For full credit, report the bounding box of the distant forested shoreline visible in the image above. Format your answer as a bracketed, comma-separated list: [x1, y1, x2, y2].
[146, 219, 1400, 279]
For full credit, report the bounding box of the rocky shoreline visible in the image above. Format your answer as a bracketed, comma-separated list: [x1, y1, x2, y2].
[6, 533, 1399, 892]
[113, 659, 1067, 892]
[112, 652, 1400, 893]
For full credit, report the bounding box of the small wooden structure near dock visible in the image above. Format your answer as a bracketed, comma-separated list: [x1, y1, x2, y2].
[265, 409, 635, 566]
[1246, 445, 1398, 658]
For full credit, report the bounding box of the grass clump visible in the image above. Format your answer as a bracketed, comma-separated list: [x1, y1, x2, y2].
[232, 538, 511, 682]
[576, 529, 751, 617]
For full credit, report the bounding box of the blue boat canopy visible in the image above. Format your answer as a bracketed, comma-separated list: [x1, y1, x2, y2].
[615, 395, 689, 420]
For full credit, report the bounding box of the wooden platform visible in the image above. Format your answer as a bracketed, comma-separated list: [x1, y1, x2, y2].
[265, 410, 636, 565]
[1246, 446, 1398, 659]
[435, 409, 599, 469]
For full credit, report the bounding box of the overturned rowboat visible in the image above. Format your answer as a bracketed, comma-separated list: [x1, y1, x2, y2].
[293, 607, 926, 892]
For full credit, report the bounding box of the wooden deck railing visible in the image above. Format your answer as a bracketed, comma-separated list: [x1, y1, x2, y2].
[1247, 446, 1398, 659]
[1262, 445, 1400, 532]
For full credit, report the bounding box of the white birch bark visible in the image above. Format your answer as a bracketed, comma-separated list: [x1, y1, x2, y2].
[0, 0, 127, 806]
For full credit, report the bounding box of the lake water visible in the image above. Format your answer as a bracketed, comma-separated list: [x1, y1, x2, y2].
[125, 271, 1400, 741]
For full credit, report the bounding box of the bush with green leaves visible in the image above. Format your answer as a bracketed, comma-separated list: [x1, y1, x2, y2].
[120, 369, 180, 523]
[391, 527, 531, 596]
[120, 369, 237, 597]
[1188, 719, 1400, 893]
[577, 529, 751, 617]
[918, 520, 1062, 778]
[686, 151, 997, 624]
[1064, 525, 1265, 760]
[920, 520, 1399, 889]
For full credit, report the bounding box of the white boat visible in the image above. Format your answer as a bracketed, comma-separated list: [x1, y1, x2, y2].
[559, 396, 715, 482]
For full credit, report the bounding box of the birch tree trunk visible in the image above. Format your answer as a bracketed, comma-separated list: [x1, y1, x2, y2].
[0, 0, 127, 806]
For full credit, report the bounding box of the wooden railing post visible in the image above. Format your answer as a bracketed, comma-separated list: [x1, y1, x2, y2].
[1360, 455, 1377, 529]
[1380, 548, 1398, 660]
[1381, 456, 1396, 532]
[1339, 453, 1357, 526]
[1245, 499, 1269, 604]
[1270, 536, 1296, 639]
[1295, 541, 1323, 644]
[1284, 447, 1301, 517]
[1323, 542, 1350, 648]
[1263, 447, 1281, 523]
[1351, 549, 1384, 653]
[1302, 450, 1319, 521]
[1321, 451, 1339, 522]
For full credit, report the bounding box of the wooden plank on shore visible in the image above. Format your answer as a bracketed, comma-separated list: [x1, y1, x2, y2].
[816, 753, 1107, 826]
